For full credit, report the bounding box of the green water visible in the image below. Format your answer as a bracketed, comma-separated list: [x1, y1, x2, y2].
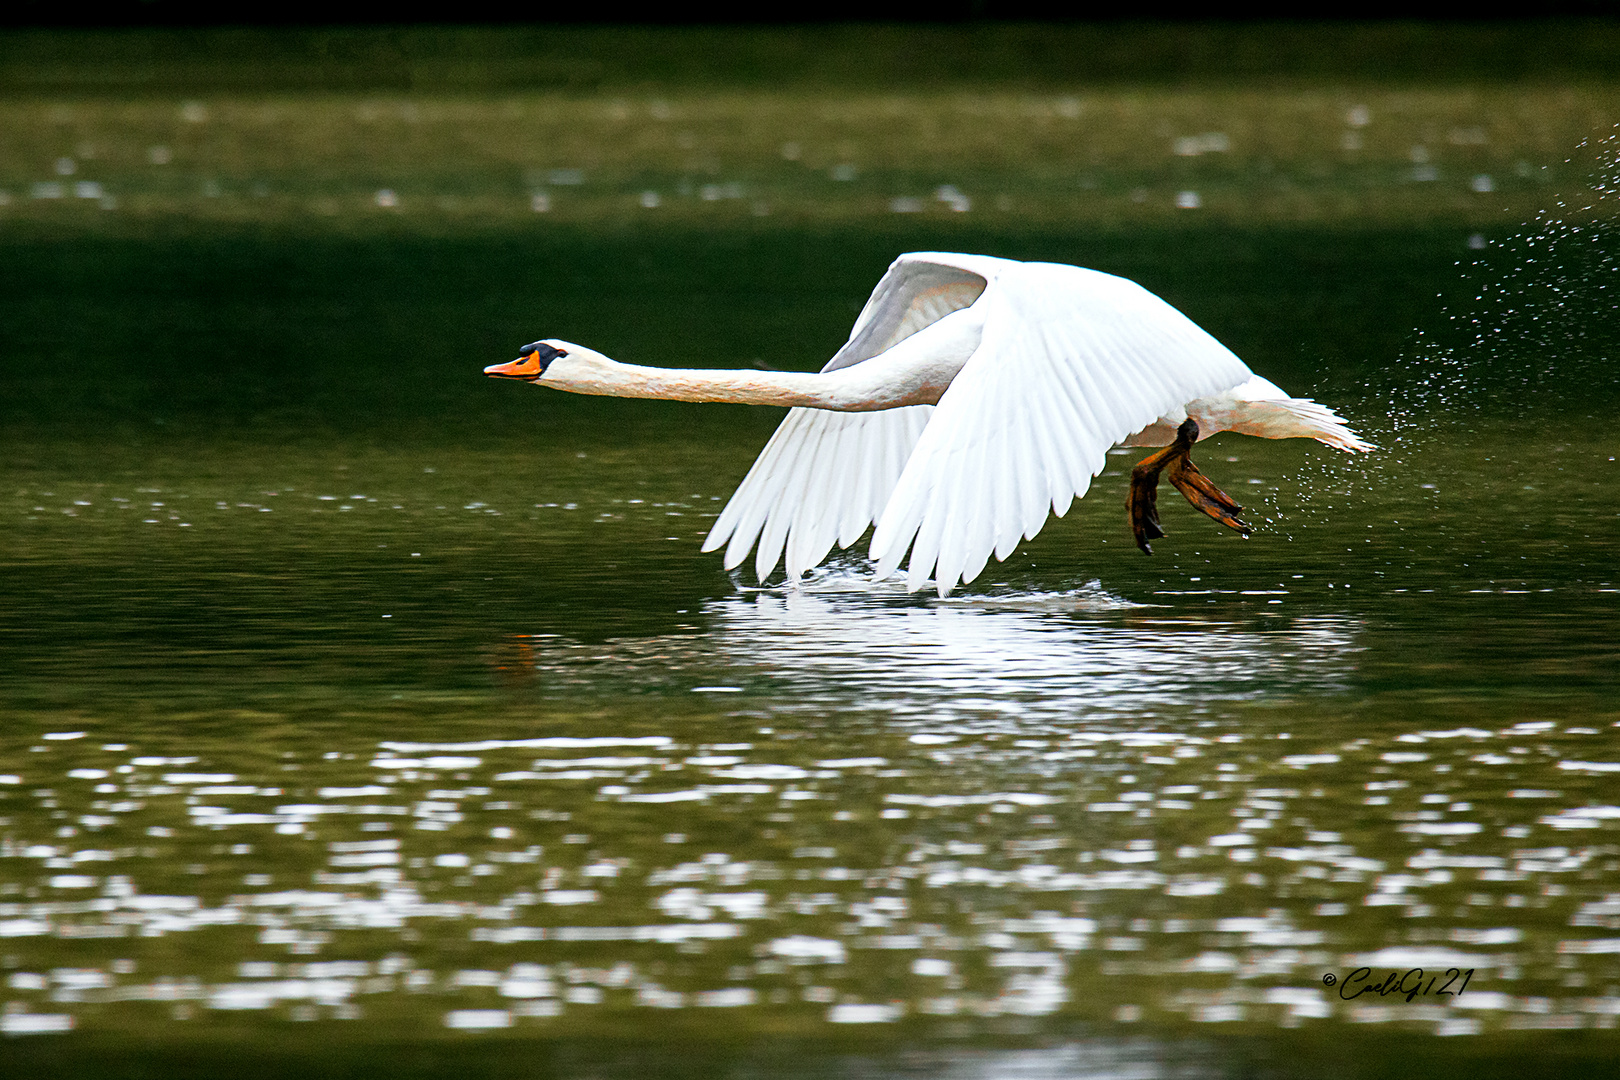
[3, 119, 1620, 1079]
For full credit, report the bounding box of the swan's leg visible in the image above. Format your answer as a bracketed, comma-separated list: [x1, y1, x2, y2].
[1127, 419, 1250, 554]
[1127, 446, 1172, 554]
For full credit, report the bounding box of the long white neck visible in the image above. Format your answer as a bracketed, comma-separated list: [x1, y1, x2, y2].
[540, 309, 981, 412]
[552, 358, 844, 408]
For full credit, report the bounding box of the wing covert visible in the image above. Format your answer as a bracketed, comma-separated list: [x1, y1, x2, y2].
[822, 253, 997, 373]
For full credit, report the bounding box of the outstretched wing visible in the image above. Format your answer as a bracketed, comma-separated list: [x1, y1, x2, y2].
[869, 261, 1254, 596]
[702, 254, 1003, 581]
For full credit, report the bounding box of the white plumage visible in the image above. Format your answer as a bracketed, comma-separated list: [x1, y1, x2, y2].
[486, 252, 1372, 597]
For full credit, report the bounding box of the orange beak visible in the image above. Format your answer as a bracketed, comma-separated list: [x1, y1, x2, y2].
[484, 352, 545, 382]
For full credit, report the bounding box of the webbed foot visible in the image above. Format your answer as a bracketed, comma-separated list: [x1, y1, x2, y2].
[1126, 419, 1251, 554]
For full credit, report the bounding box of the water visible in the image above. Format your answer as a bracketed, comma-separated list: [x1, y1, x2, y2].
[3, 105, 1620, 1077]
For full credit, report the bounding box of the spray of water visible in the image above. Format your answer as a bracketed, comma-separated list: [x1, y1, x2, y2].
[1264, 123, 1620, 534]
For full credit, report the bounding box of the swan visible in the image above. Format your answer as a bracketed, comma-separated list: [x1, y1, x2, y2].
[485, 252, 1372, 597]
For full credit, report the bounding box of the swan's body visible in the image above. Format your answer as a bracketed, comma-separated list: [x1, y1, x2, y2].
[486, 252, 1371, 596]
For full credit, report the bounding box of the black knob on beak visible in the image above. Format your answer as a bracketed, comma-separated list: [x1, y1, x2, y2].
[517, 341, 567, 367]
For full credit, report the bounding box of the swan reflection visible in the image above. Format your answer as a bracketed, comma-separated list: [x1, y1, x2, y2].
[509, 569, 1363, 722]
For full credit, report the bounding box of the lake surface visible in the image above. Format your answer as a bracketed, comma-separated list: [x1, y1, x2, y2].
[2, 55, 1619, 1078]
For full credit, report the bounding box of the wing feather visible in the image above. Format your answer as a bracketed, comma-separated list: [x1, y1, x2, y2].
[933, 417, 984, 594]
[1027, 368, 1076, 516]
[786, 413, 851, 576]
[980, 404, 1019, 568]
[870, 261, 1252, 596]
[1027, 347, 1084, 516]
[838, 420, 876, 547]
[825, 256, 989, 372]
[1017, 355, 1056, 539]
[753, 410, 828, 581]
[990, 399, 1020, 561]
[715, 412, 803, 570]
[702, 404, 938, 581]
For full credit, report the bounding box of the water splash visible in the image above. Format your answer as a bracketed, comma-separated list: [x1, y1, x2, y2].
[1268, 124, 1620, 534]
[1394, 123, 1620, 425]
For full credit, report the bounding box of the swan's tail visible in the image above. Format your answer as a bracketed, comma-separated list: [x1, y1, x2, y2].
[1206, 376, 1375, 453]
[1267, 397, 1377, 453]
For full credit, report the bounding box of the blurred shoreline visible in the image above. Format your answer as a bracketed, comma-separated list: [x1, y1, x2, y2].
[4, 22, 1620, 93]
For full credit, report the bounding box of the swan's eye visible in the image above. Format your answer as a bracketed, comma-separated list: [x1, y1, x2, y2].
[518, 342, 567, 361]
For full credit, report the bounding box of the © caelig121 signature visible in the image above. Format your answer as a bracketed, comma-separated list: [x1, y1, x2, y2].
[1323, 967, 1475, 1002]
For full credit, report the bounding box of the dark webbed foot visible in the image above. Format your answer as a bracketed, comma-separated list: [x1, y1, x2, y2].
[1166, 454, 1251, 536]
[1127, 447, 1173, 554]
[1125, 419, 1251, 554]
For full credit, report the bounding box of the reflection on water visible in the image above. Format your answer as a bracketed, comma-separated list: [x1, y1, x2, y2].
[510, 570, 1362, 725]
[3, 574, 1619, 1052]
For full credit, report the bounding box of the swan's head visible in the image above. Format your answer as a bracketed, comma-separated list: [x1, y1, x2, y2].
[484, 339, 613, 391]
[484, 339, 570, 383]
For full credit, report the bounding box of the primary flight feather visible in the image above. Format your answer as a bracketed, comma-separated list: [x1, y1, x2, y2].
[485, 252, 1372, 596]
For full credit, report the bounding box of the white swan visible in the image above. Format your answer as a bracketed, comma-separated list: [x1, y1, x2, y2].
[485, 252, 1372, 597]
